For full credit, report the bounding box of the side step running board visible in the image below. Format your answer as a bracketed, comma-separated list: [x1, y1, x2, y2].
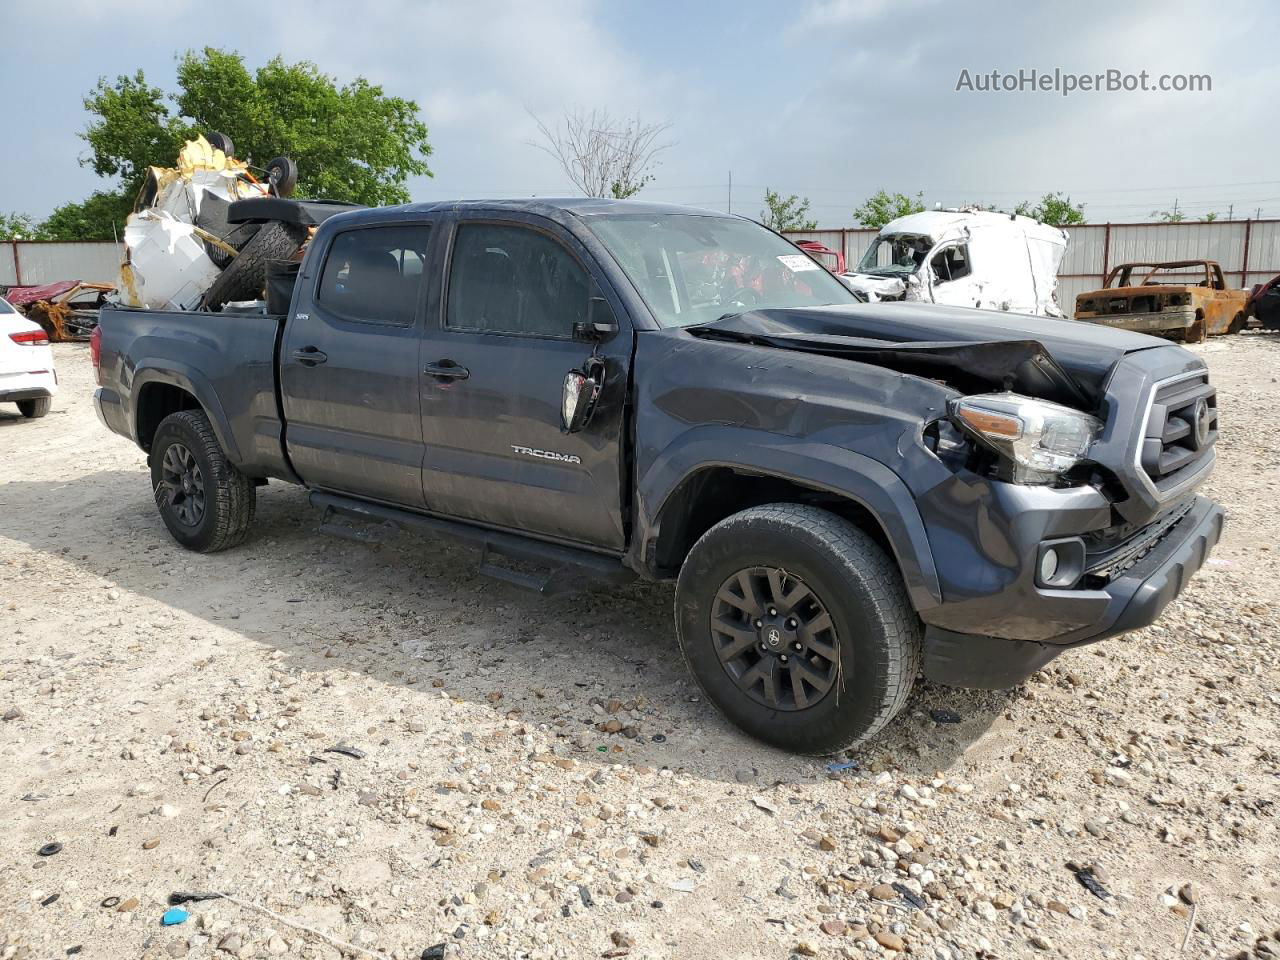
[309, 491, 634, 595]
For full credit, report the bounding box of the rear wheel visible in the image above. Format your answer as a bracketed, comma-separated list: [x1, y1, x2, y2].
[17, 397, 51, 418]
[150, 410, 256, 552]
[675, 503, 921, 754]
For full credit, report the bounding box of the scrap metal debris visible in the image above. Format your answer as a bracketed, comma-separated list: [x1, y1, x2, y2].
[1, 282, 113, 341]
[324, 744, 367, 760]
[1071, 865, 1112, 900]
[892, 882, 927, 910]
[168, 892, 225, 905]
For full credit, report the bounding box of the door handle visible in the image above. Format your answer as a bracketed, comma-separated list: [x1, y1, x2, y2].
[291, 347, 328, 366]
[424, 360, 469, 380]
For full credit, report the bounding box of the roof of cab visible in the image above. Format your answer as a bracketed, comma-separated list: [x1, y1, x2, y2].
[334, 197, 734, 225]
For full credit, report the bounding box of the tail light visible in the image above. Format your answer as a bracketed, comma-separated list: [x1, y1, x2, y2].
[9, 330, 49, 346]
[90, 325, 103, 385]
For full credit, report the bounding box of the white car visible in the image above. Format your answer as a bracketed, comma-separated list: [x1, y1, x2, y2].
[0, 295, 57, 418]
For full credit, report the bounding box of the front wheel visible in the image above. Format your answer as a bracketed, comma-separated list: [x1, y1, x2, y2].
[149, 410, 256, 552]
[675, 504, 921, 754]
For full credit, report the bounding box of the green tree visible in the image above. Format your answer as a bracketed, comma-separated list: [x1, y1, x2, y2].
[44, 48, 434, 242]
[1151, 207, 1186, 223]
[852, 190, 925, 229]
[35, 191, 136, 242]
[167, 49, 432, 205]
[761, 189, 817, 231]
[0, 212, 38, 241]
[1014, 192, 1086, 225]
[1201, 211, 1219, 222]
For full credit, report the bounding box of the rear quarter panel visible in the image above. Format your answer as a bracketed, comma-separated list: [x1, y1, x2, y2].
[98, 306, 291, 478]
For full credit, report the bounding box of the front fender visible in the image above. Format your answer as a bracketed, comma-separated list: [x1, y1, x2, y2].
[636, 425, 942, 611]
[128, 360, 242, 463]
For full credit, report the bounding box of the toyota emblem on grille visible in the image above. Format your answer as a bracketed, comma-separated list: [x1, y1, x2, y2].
[1193, 398, 1212, 448]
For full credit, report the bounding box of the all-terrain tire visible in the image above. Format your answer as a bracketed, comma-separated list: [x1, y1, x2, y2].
[17, 397, 51, 418]
[675, 503, 921, 755]
[203, 220, 308, 309]
[149, 410, 256, 552]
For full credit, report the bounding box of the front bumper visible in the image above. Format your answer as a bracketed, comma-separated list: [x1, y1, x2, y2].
[922, 495, 1223, 688]
[1077, 308, 1196, 334]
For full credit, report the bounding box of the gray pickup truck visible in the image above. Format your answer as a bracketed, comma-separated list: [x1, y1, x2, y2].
[94, 198, 1223, 754]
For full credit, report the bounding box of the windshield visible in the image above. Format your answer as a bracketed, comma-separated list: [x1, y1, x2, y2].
[855, 233, 932, 277]
[587, 214, 856, 328]
[0, 296, 15, 315]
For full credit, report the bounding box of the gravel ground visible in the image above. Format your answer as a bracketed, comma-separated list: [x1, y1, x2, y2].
[2, 339, 1278, 960]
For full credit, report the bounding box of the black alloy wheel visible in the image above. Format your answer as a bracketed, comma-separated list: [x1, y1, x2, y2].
[157, 442, 206, 527]
[711, 566, 840, 711]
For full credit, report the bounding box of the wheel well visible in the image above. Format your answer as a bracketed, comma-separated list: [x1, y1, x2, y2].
[651, 467, 893, 576]
[136, 382, 201, 452]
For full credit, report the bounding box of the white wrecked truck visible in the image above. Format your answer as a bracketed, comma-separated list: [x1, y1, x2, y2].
[842, 209, 1069, 317]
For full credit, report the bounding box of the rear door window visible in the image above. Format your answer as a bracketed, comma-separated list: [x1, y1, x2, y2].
[317, 225, 432, 325]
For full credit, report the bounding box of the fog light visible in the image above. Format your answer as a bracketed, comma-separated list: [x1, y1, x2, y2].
[1035, 537, 1085, 589]
[1039, 548, 1060, 583]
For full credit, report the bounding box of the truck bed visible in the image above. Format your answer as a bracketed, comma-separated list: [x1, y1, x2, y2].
[95, 305, 296, 480]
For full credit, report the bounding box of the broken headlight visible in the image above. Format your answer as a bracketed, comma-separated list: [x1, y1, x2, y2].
[950, 392, 1101, 485]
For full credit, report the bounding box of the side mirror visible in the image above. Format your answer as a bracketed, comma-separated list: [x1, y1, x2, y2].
[573, 296, 619, 341]
[561, 358, 605, 434]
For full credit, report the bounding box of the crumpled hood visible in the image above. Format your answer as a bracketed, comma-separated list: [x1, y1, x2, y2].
[841, 273, 907, 302]
[690, 302, 1175, 410]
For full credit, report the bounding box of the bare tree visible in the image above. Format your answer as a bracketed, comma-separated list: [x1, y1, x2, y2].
[529, 108, 672, 199]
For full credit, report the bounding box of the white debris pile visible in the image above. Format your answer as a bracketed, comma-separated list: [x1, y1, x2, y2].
[118, 135, 270, 311]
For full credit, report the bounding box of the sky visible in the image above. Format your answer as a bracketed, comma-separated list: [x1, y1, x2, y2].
[2, 0, 1277, 227]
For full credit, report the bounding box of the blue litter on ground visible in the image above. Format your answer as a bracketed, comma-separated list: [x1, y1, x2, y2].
[826, 760, 858, 773]
[161, 908, 189, 926]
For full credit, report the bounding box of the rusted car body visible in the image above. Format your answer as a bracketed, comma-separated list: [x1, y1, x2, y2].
[1075, 260, 1248, 342]
[2, 281, 114, 341]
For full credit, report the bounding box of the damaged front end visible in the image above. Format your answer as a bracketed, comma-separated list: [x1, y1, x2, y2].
[682, 302, 1220, 681]
[691, 306, 1111, 492]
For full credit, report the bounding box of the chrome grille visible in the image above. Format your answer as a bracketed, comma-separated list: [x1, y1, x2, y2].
[1139, 372, 1217, 493]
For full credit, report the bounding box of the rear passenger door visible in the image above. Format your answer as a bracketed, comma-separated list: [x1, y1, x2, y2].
[417, 214, 631, 551]
[280, 221, 435, 507]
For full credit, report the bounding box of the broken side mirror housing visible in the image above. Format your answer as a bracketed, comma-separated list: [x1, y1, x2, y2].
[573, 296, 619, 341]
[561, 358, 605, 434]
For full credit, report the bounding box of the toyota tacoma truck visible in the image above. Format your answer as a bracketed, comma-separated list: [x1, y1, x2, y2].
[94, 199, 1224, 755]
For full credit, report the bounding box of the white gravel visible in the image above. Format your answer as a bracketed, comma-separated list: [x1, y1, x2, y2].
[1, 338, 1278, 960]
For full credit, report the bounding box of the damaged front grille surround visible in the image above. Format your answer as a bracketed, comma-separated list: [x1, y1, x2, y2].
[1135, 370, 1218, 498]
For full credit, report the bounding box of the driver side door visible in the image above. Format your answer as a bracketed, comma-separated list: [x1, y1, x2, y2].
[417, 214, 633, 550]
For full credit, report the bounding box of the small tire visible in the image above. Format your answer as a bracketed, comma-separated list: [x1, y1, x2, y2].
[205, 131, 235, 157]
[149, 410, 256, 552]
[203, 220, 308, 309]
[675, 503, 921, 755]
[265, 156, 299, 198]
[17, 397, 51, 418]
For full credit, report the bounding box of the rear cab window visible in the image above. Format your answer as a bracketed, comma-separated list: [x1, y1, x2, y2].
[317, 225, 433, 325]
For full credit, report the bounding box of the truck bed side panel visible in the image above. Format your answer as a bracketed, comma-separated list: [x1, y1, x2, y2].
[97, 306, 294, 480]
